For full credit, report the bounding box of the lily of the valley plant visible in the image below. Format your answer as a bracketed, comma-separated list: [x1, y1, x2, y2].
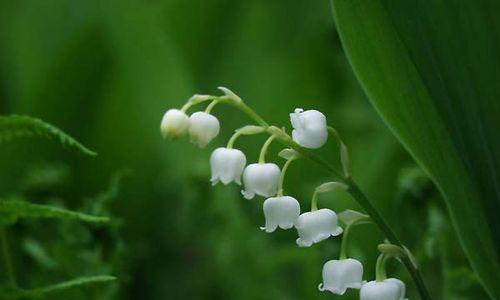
[160, 87, 431, 300]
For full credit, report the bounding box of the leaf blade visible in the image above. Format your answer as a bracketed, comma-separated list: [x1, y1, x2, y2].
[331, 0, 500, 298]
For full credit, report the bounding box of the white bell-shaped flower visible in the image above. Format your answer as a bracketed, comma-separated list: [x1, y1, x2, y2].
[188, 112, 220, 147]
[295, 208, 343, 247]
[160, 109, 190, 138]
[260, 196, 300, 232]
[318, 258, 364, 295]
[360, 278, 407, 300]
[241, 163, 280, 199]
[210, 147, 247, 185]
[290, 108, 328, 149]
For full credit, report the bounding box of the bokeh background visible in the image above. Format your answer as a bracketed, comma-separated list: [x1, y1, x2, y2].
[0, 0, 487, 299]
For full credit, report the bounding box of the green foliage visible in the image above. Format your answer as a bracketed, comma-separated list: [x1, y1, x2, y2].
[0, 199, 110, 226]
[0, 0, 493, 299]
[330, 0, 500, 298]
[0, 115, 96, 156]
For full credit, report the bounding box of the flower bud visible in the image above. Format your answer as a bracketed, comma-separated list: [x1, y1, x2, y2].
[260, 196, 300, 232]
[295, 208, 343, 247]
[290, 108, 328, 149]
[241, 163, 281, 199]
[318, 258, 364, 295]
[160, 109, 190, 138]
[188, 112, 220, 147]
[210, 147, 247, 185]
[360, 278, 406, 300]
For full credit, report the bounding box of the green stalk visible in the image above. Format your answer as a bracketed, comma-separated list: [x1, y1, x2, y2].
[277, 158, 295, 196]
[339, 225, 351, 260]
[376, 253, 388, 281]
[258, 135, 276, 163]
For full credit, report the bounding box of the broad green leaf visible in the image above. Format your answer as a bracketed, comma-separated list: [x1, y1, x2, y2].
[331, 0, 500, 298]
[0, 115, 96, 156]
[0, 200, 110, 225]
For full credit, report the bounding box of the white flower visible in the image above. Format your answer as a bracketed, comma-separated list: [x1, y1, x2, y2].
[295, 208, 343, 247]
[160, 109, 190, 138]
[360, 278, 407, 300]
[318, 258, 364, 295]
[260, 196, 300, 232]
[210, 147, 247, 185]
[290, 108, 328, 149]
[188, 112, 220, 147]
[241, 163, 280, 199]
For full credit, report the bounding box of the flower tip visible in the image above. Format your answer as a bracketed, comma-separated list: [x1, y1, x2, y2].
[218, 86, 242, 103]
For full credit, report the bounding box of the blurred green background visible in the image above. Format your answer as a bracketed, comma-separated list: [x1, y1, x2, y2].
[0, 0, 487, 299]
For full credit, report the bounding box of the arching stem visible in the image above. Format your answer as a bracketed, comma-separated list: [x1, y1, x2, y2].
[339, 225, 351, 259]
[205, 100, 219, 114]
[258, 135, 276, 163]
[277, 158, 296, 196]
[311, 191, 319, 211]
[376, 253, 388, 281]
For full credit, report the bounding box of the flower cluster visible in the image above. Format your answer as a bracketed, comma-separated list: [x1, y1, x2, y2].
[160, 87, 409, 300]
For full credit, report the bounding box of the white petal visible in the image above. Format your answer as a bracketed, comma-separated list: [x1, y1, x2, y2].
[320, 258, 364, 295]
[384, 278, 406, 300]
[189, 112, 220, 147]
[160, 109, 190, 138]
[289, 108, 328, 149]
[360, 281, 401, 300]
[210, 148, 246, 186]
[242, 163, 280, 199]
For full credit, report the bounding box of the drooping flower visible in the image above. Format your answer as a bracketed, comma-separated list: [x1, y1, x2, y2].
[241, 163, 281, 199]
[295, 208, 343, 247]
[160, 109, 190, 138]
[318, 258, 364, 295]
[210, 147, 247, 185]
[188, 112, 220, 147]
[261, 196, 300, 232]
[290, 108, 328, 149]
[360, 278, 407, 300]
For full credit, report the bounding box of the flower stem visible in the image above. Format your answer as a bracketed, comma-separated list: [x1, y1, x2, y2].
[205, 100, 219, 114]
[0, 227, 16, 288]
[311, 191, 319, 211]
[277, 158, 295, 196]
[258, 135, 276, 163]
[215, 98, 432, 300]
[375, 253, 388, 281]
[227, 131, 244, 149]
[339, 225, 351, 259]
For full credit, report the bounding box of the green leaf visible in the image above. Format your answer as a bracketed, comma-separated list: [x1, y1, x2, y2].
[0, 200, 110, 225]
[331, 0, 500, 298]
[0, 115, 96, 156]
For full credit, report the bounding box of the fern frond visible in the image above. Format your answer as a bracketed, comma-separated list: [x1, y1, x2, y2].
[4, 275, 116, 299]
[0, 199, 110, 225]
[0, 115, 96, 156]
